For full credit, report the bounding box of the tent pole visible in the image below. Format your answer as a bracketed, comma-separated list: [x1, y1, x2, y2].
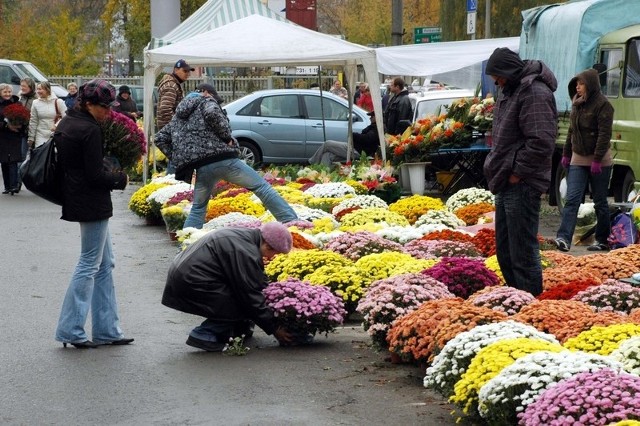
[318, 66, 327, 143]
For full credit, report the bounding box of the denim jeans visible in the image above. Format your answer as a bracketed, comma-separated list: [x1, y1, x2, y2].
[557, 165, 612, 246]
[494, 182, 543, 296]
[55, 220, 125, 344]
[190, 319, 253, 342]
[183, 158, 298, 229]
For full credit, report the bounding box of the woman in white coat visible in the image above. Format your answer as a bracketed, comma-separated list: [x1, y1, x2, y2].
[28, 81, 66, 148]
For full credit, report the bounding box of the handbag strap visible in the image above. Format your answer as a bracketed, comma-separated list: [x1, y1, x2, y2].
[54, 99, 61, 119]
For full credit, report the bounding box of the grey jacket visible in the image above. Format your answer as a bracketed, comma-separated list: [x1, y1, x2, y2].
[563, 68, 614, 162]
[483, 59, 558, 194]
[155, 94, 237, 175]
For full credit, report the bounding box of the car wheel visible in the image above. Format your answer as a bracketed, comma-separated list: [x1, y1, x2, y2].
[238, 140, 262, 167]
[613, 168, 635, 202]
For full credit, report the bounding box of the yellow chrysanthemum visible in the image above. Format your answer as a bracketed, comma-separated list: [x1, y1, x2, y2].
[484, 255, 505, 284]
[265, 249, 353, 282]
[564, 324, 640, 355]
[389, 195, 445, 224]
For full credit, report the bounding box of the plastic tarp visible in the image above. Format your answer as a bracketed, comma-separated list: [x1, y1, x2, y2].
[375, 37, 520, 76]
[519, 0, 640, 111]
[148, 0, 287, 49]
[143, 15, 384, 177]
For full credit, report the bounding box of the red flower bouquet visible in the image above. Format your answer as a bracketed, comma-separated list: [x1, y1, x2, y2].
[3, 103, 30, 127]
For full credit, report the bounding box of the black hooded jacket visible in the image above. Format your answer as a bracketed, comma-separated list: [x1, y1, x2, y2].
[483, 48, 558, 194]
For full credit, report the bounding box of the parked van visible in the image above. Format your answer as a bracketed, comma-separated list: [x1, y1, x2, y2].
[0, 59, 68, 99]
[409, 88, 475, 122]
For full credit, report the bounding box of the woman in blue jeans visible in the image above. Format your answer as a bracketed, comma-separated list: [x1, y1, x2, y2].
[555, 68, 614, 252]
[156, 83, 298, 229]
[54, 79, 133, 349]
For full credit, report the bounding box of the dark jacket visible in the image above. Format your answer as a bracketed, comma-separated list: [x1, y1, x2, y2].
[55, 108, 127, 222]
[483, 50, 558, 194]
[113, 95, 139, 121]
[384, 89, 413, 135]
[0, 96, 25, 163]
[162, 227, 278, 335]
[353, 122, 380, 156]
[563, 68, 613, 162]
[63, 93, 77, 110]
[155, 94, 237, 175]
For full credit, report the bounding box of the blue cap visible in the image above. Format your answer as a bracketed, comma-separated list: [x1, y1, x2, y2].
[174, 59, 195, 71]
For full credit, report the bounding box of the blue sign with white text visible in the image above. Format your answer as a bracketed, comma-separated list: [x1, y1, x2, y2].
[467, 0, 477, 12]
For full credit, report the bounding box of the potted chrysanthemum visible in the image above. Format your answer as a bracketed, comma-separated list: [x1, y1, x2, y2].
[263, 278, 347, 345]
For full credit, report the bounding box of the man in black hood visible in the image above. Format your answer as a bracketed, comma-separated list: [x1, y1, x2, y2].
[482, 47, 558, 296]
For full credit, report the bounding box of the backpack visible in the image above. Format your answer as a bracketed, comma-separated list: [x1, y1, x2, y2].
[607, 211, 638, 249]
[19, 135, 64, 205]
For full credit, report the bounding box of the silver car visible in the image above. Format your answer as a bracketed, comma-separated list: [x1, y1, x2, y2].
[224, 89, 371, 165]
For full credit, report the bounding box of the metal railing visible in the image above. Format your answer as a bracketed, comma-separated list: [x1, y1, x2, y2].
[48, 75, 338, 104]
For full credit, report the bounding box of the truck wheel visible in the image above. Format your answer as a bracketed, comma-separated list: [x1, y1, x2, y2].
[613, 169, 635, 202]
[554, 164, 568, 214]
[238, 140, 262, 167]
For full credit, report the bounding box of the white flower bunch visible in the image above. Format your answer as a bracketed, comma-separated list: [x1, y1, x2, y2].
[304, 182, 356, 198]
[310, 230, 345, 246]
[259, 204, 331, 223]
[478, 351, 624, 423]
[332, 195, 388, 216]
[576, 202, 597, 226]
[414, 209, 466, 229]
[610, 335, 640, 375]
[445, 188, 495, 213]
[177, 227, 212, 249]
[203, 212, 261, 231]
[151, 175, 182, 185]
[147, 182, 192, 205]
[375, 225, 425, 244]
[424, 321, 558, 397]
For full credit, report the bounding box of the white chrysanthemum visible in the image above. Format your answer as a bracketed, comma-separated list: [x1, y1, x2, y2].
[375, 225, 425, 244]
[147, 182, 192, 205]
[203, 212, 261, 230]
[151, 174, 182, 185]
[610, 335, 640, 375]
[303, 182, 356, 198]
[414, 209, 466, 229]
[177, 227, 212, 249]
[478, 351, 623, 422]
[259, 204, 331, 223]
[424, 321, 558, 396]
[312, 230, 346, 246]
[445, 188, 494, 213]
[332, 195, 389, 216]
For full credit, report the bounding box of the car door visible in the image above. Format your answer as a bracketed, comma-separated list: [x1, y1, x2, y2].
[302, 94, 353, 157]
[248, 94, 306, 159]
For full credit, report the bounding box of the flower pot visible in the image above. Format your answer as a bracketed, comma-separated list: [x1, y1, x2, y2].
[279, 331, 314, 346]
[405, 162, 429, 195]
[399, 164, 412, 192]
[144, 216, 164, 226]
[168, 231, 178, 241]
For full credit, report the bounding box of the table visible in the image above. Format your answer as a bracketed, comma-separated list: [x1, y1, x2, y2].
[428, 145, 491, 195]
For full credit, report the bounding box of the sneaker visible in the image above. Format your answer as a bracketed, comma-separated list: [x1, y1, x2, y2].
[186, 335, 226, 352]
[554, 238, 570, 252]
[587, 242, 610, 251]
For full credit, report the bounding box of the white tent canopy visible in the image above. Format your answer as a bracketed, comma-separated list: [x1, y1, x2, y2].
[149, 0, 287, 49]
[143, 14, 384, 175]
[375, 37, 520, 76]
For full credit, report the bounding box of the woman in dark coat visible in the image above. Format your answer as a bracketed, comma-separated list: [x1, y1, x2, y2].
[53, 79, 133, 349]
[0, 83, 24, 194]
[112, 85, 139, 121]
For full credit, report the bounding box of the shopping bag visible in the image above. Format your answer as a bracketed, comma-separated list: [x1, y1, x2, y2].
[19, 136, 64, 205]
[607, 211, 638, 249]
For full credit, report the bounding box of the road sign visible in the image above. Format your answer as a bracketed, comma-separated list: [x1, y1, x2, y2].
[467, 0, 477, 12]
[467, 12, 477, 35]
[414, 27, 442, 44]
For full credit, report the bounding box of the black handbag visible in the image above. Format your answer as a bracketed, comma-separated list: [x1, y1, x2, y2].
[19, 136, 64, 205]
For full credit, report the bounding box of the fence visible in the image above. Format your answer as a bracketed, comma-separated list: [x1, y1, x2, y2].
[48, 75, 339, 104]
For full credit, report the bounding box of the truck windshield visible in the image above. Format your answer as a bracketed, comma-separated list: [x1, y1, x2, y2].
[624, 39, 640, 97]
[13, 63, 48, 82]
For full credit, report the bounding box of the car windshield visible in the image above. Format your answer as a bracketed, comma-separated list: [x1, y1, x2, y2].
[13, 63, 48, 82]
[415, 98, 458, 119]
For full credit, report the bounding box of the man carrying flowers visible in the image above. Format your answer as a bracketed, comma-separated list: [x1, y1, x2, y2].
[162, 222, 294, 351]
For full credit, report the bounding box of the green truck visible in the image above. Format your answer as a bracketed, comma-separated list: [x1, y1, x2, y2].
[519, 0, 640, 210]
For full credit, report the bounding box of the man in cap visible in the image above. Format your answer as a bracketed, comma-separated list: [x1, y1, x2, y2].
[155, 83, 298, 229]
[309, 111, 380, 166]
[162, 222, 295, 351]
[157, 59, 194, 174]
[482, 47, 558, 296]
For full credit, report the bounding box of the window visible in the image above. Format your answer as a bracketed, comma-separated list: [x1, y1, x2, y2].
[302, 95, 349, 121]
[600, 48, 622, 97]
[624, 39, 640, 97]
[258, 95, 300, 118]
[0, 65, 19, 85]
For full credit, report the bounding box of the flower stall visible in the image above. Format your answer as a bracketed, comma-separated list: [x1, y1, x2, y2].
[127, 158, 640, 425]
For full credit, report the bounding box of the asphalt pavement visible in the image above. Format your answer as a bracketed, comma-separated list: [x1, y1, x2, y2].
[0, 185, 457, 426]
